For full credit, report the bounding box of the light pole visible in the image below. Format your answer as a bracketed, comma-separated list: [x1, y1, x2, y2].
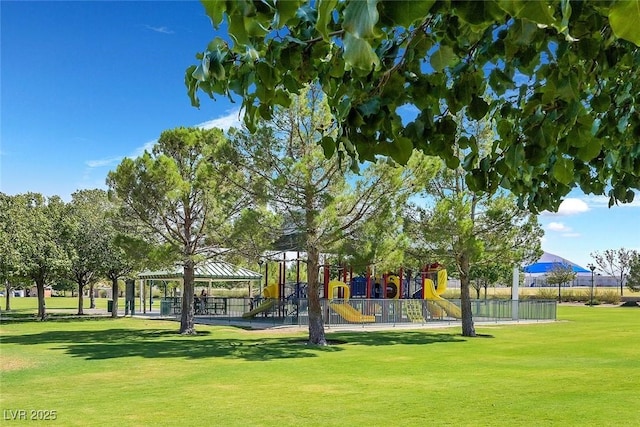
[587, 263, 596, 306]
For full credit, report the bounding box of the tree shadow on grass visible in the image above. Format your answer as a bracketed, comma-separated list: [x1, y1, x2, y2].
[2, 327, 464, 362]
[1, 327, 339, 361]
[328, 331, 466, 346]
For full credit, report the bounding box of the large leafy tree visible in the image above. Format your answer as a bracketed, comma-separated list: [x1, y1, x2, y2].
[98, 192, 167, 318]
[590, 248, 638, 296]
[107, 127, 256, 334]
[0, 193, 22, 311]
[229, 85, 413, 345]
[66, 189, 113, 314]
[10, 193, 70, 320]
[187, 0, 640, 213]
[405, 119, 543, 337]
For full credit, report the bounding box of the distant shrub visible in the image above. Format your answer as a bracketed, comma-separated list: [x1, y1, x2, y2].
[533, 288, 557, 300]
[598, 289, 621, 305]
[560, 290, 575, 302]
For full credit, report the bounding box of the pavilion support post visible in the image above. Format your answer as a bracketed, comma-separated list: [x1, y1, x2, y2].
[512, 266, 519, 320]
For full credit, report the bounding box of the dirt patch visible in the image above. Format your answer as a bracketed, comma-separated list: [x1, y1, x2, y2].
[1, 356, 36, 372]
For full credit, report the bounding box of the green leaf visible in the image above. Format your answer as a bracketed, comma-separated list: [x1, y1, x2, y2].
[273, 89, 292, 108]
[552, 157, 573, 185]
[191, 62, 207, 82]
[185, 65, 200, 108]
[455, 0, 503, 25]
[498, 0, 557, 27]
[609, 0, 640, 46]
[497, 120, 511, 139]
[342, 0, 379, 39]
[201, 0, 228, 28]
[387, 136, 413, 165]
[244, 15, 269, 38]
[276, 0, 303, 26]
[556, 73, 579, 101]
[228, 14, 250, 46]
[320, 136, 336, 158]
[463, 151, 478, 170]
[343, 0, 380, 39]
[256, 62, 276, 90]
[380, 0, 435, 26]
[624, 189, 635, 203]
[576, 139, 602, 162]
[316, 0, 338, 40]
[357, 97, 381, 117]
[504, 144, 524, 170]
[468, 96, 489, 120]
[343, 32, 381, 72]
[591, 93, 610, 113]
[430, 45, 458, 72]
[445, 155, 460, 169]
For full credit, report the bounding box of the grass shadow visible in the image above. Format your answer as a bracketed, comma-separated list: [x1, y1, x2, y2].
[328, 330, 465, 346]
[1, 327, 338, 361]
[2, 325, 465, 362]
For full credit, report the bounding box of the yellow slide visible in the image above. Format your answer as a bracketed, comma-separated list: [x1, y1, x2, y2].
[329, 302, 375, 323]
[242, 299, 276, 318]
[423, 270, 462, 319]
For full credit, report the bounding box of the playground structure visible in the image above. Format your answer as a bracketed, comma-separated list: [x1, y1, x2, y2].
[241, 260, 462, 324]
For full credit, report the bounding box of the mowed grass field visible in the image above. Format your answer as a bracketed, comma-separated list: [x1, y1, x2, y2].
[1, 301, 639, 426]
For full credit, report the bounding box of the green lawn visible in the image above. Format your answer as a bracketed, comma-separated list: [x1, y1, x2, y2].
[1, 305, 639, 426]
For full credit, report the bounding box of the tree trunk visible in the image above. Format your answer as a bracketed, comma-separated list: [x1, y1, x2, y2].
[36, 281, 46, 320]
[111, 277, 119, 319]
[179, 260, 196, 335]
[475, 286, 481, 299]
[620, 279, 623, 297]
[89, 283, 96, 309]
[4, 285, 12, 311]
[77, 283, 84, 315]
[558, 283, 562, 303]
[306, 246, 327, 345]
[459, 253, 476, 337]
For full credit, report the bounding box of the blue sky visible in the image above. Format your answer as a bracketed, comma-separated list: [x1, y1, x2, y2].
[1, 1, 638, 271]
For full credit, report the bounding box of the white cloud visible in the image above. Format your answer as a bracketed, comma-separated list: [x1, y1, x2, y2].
[543, 198, 590, 216]
[85, 139, 156, 171]
[575, 193, 640, 209]
[130, 139, 157, 158]
[85, 157, 122, 168]
[196, 109, 242, 131]
[84, 111, 242, 174]
[547, 222, 571, 232]
[145, 25, 174, 34]
[558, 198, 590, 215]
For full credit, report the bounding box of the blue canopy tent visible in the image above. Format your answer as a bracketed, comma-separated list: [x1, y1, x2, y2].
[523, 251, 590, 274]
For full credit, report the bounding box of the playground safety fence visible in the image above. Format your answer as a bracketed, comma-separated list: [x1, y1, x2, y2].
[159, 297, 557, 327]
